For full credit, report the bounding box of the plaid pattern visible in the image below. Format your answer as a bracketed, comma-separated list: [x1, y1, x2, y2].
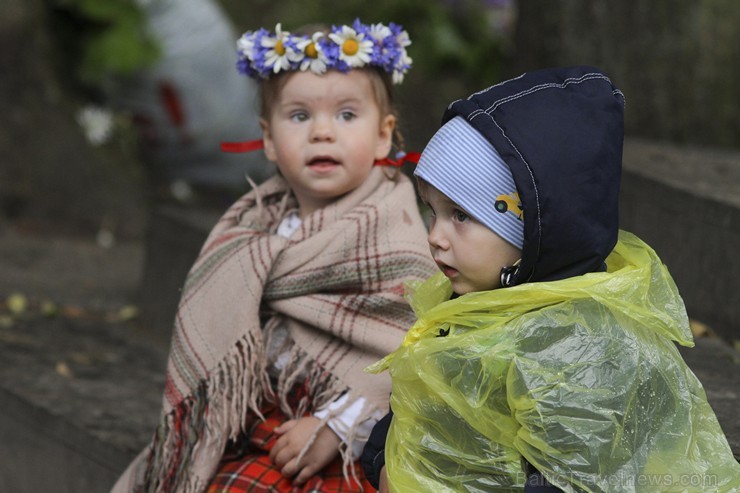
[207, 387, 373, 493]
[112, 168, 436, 492]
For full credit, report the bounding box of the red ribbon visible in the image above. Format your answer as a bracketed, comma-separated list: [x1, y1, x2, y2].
[220, 140, 420, 167]
[374, 152, 421, 167]
[220, 140, 265, 153]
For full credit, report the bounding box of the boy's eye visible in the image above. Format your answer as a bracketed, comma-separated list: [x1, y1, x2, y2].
[453, 209, 469, 222]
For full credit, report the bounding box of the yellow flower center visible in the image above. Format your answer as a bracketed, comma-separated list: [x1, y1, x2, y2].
[342, 39, 359, 56]
[305, 42, 318, 59]
[275, 39, 286, 56]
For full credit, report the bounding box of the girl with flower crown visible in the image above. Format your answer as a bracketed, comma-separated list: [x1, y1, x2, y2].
[111, 19, 435, 493]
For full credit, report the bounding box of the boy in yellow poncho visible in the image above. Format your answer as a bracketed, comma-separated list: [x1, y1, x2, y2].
[361, 66, 740, 492]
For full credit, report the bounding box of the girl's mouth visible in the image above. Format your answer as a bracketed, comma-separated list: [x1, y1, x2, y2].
[307, 156, 340, 172]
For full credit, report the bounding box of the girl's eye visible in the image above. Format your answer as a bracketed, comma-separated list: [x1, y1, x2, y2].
[339, 110, 356, 121]
[453, 209, 469, 222]
[290, 111, 309, 122]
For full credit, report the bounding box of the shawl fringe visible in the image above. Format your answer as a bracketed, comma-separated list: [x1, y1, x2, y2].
[143, 329, 272, 492]
[143, 324, 370, 491]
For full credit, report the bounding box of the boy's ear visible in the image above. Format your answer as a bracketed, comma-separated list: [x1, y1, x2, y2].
[375, 114, 396, 160]
[260, 118, 277, 162]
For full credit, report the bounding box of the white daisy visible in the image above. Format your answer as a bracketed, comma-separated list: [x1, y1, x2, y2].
[236, 34, 255, 60]
[296, 32, 328, 74]
[392, 49, 412, 84]
[368, 23, 392, 42]
[329, 26, 373, 68]
[396, 29, 412, 48]
[262, 23, 301, 73]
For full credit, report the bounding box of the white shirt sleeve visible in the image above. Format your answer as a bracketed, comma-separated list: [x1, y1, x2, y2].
[314, 393, 385, 460]
[276, 210, 302, 238]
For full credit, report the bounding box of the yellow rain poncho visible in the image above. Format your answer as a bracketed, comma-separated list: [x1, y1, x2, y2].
[369, 232, 740, 492]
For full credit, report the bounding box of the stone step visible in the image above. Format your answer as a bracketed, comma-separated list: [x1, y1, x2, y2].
[0, 234, 165, 492]
[0, 309, 167, 492]
[620, 138, 740, 344]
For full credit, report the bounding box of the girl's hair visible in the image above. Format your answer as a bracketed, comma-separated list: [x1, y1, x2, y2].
[258, 24, 405, 152]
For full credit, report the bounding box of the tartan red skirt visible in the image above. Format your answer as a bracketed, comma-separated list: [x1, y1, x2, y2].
[206, 390, 375, 493]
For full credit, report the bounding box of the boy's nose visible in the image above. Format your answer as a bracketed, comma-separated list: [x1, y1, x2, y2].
[427, 222, 449, 251]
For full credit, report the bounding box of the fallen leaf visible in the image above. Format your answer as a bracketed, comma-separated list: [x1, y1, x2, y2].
[41, 300, 59, 318]
[117, 305, 139, 321]
[7, 293, 28, 315]
[55, 361, 74, 378]
[62, 305, 86, 319]
[689, 319, 711, 338]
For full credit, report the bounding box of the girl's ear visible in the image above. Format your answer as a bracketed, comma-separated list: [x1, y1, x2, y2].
[375, 114, 396, 160]
[260, 118, 277, 162]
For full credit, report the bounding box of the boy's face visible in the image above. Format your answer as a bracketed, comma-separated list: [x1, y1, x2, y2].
[419, 181, 521, 295]
[261, 70, 395, 218]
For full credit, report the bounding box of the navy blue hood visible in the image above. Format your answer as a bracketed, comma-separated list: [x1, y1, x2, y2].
[442, 66, 625, 285]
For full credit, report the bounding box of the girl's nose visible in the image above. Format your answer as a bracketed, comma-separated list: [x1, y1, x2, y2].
[310, 117, 335, 142]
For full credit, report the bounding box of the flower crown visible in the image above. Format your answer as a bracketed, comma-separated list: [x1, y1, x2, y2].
[236, 19, 412, 84]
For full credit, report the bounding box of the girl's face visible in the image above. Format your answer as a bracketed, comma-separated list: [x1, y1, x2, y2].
[420, 181, 521, 295]
[260, 70, 395, 218]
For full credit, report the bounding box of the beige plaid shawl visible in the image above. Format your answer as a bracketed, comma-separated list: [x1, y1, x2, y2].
[112, 167, 435, 492]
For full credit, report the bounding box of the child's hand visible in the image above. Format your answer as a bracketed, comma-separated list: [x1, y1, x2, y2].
[269, 416, 341, 485]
